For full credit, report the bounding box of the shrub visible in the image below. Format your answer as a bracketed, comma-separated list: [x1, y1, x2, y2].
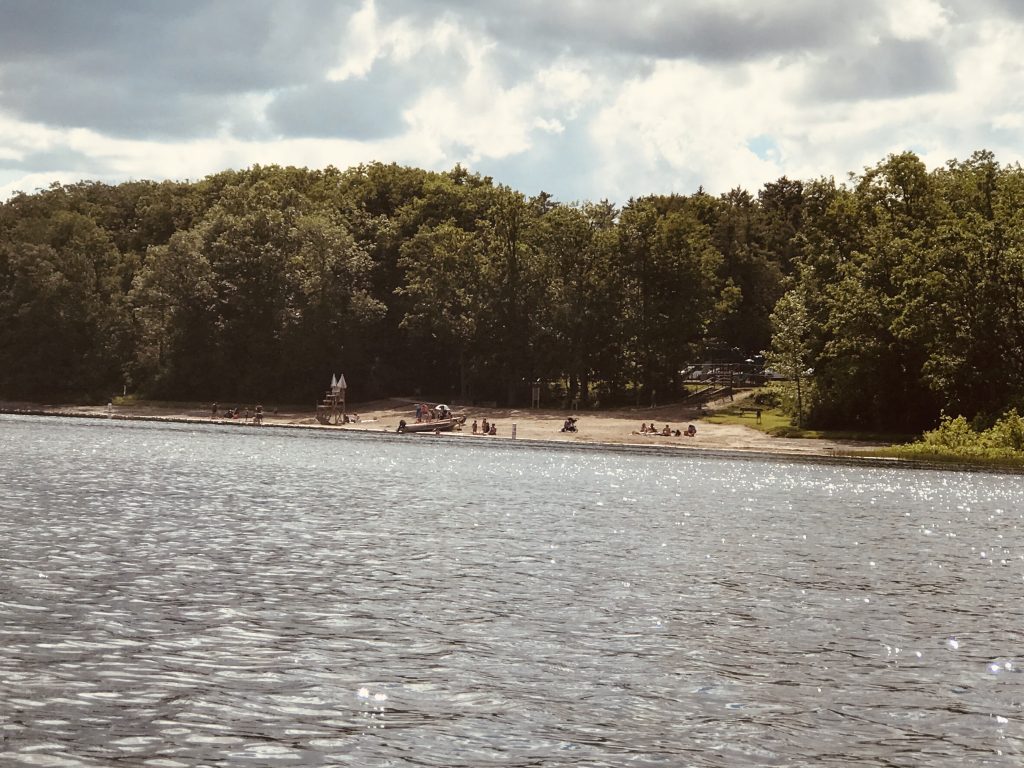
[753, 387, 783, 408]
[892, 409, 1024, 463]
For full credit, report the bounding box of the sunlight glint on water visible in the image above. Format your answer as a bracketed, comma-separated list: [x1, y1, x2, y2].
[1, 414, 1022, 766]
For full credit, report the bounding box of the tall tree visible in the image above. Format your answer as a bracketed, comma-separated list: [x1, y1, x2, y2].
[618, 197, 723, 401]
[765, 286, 812, 426]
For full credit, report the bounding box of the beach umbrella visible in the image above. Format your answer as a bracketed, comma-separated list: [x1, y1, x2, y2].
[338, 374, 347, 389]
[330, 373, 338, 389]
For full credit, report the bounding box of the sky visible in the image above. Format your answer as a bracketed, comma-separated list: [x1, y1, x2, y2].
[1, 0, 1023, 204]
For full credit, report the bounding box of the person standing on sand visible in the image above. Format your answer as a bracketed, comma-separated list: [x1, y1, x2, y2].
[211, 402, 218, 419]
[472, 419, 478, 434]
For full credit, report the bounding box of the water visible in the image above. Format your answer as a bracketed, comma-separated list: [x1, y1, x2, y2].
[1, 414, 1022, 766]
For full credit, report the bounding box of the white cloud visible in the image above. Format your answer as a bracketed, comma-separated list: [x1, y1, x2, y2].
[3, 1, 1024, 203]
[589, 58, 797, 197]
[887, 0, 951, 40]
[327, 0, 382, 81]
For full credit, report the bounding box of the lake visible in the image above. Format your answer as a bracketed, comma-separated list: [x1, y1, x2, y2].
[1, 414, 1022, 766]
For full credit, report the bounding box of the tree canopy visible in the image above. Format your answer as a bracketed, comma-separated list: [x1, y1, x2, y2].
[1, 152, 1022, 433]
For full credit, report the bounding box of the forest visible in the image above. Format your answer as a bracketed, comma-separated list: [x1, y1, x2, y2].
[1, 149, 1022, 434]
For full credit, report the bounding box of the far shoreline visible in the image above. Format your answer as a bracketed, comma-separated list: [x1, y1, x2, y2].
[1, 399, 1013, 475]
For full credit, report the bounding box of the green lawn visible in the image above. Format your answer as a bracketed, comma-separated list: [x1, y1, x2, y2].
[703, 406, 800, 434]
[703, 405, 907, 443]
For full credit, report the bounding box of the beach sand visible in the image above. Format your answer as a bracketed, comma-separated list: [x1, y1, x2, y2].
[0, 395, 884, 458]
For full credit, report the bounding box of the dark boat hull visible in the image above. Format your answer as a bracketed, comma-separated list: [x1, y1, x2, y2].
[397, 418, 458, 433]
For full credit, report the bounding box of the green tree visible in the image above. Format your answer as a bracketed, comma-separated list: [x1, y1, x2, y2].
[618, 197, 723, 401]
[0, 210, 130, 398]
[396, 221, 483, 399]
[533, 201, 621, 403]
[130, 228, 218, 396]
[765, 287, 812, 426]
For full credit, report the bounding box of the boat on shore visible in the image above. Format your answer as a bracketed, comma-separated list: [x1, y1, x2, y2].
[396, 417, 462, 433]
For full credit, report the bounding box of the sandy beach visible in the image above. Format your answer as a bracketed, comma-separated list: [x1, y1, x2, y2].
[0, 396, 884, 459]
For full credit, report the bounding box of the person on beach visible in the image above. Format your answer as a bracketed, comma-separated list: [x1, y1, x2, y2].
[254, 404, 263, 426]
[661, 424, 671, 436]
[489, 422, 497, 435]
[640, 423, 648, 433]
[482, 418, 490, 434]
[211, 402, 218, 419]
[472, 419, 478, 434]
[686, 424, 697, 437]
[649, 423, 656, 433]
[415, 403, 422, 422]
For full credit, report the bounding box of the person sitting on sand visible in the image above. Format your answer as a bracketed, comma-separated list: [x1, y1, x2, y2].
[489, 423, 497, 436]
[661, 424, 671, 436]
[649, 423, 656, 433]
[640, 422, 649, 433]
[686, 424, 697, 437]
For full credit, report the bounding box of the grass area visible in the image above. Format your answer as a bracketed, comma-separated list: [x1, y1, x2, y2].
[703, 404, 907, 443]
[703, 406, 800, 434]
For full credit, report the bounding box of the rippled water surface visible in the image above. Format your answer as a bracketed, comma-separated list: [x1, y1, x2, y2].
[2, 415, 1023, 766]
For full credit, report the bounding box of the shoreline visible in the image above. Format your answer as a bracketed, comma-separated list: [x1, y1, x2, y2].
[1, 398, 1001, 473]
[8, 403, 1015, 475]
[2, 403, 1007, 475]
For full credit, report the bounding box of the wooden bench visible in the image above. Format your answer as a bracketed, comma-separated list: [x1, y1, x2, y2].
[739, 407, 763, 423]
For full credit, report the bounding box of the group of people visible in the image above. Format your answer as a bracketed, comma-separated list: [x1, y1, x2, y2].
[638, 422, 697, 437]
[471, 418, 498, 435]
[415, 403, 450, 422]
[211, 402, 264, 425]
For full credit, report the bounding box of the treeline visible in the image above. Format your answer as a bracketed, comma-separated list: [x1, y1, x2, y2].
[0, 151, 1021, 433]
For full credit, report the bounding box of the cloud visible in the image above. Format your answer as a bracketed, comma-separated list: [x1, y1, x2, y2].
[0, 0, 354, 137]
[378, 0, 883, 62]
[1, 0, 1024, 205]
[267, 72, 410, 140]
[807, 38, 956, 101]
[0, 146, 98, 173]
